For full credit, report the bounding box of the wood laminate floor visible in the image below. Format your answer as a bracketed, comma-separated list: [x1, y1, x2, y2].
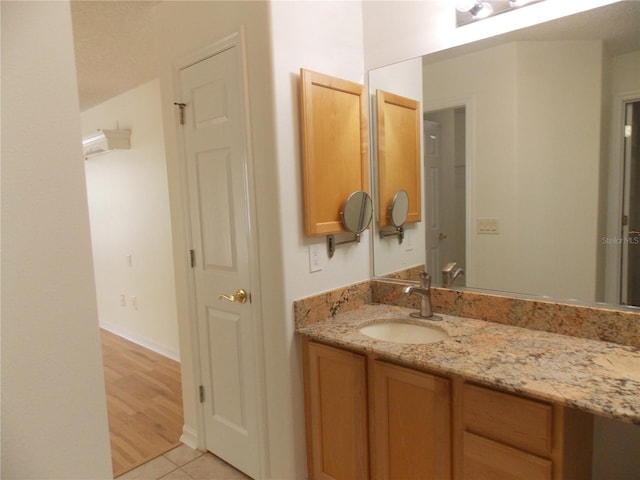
[100, 329, 184, 478]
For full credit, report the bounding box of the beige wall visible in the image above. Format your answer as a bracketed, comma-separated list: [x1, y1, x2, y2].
[1, 1, 113, 477]
[83, 79, 179, 360]
[513, 41, 603, 300]
[422, 41, 604, 301]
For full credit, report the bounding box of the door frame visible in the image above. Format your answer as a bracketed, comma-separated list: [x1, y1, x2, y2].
[423, 96, 475, 286]
[171, 28, 269, 475]
[605, 91, 640, 305]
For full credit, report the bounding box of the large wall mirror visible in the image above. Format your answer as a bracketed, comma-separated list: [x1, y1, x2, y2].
[370, 1, 640, 309]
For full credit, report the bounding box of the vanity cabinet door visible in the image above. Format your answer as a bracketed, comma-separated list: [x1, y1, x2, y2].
[302, 339, 369, 480]
[371, 360, 451, 480]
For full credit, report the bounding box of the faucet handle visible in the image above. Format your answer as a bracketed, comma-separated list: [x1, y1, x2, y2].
[418, 271, 431, 288]
[442, 262, 457, 273]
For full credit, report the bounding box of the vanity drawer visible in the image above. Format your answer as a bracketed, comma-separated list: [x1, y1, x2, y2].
[463, 431, 552, 480]
[463, 383, 553, 457]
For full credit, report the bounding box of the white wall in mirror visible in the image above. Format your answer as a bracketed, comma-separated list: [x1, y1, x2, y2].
[422, 39, 605, 301]
[605, 48, 640, 303]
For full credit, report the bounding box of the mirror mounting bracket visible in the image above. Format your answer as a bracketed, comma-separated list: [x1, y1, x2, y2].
[379, 226, 405, 244]
[327, 232, 362, 258]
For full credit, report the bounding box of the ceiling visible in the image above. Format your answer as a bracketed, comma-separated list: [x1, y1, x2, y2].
[71, 1, 639, 111]
[70, 1, 158, 111]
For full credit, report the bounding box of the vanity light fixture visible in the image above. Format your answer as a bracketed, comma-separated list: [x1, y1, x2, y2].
[455, 0, 493, 19]
[456, 0, 545, 26]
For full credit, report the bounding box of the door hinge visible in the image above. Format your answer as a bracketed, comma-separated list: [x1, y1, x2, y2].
[199, 385, 205, 403]
[623, 215, 629, 227]
[174, 102, 187, 125]
[189, 249, 196, 268]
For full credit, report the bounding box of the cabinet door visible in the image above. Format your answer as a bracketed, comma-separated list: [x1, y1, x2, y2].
[302, 340, 369, 480]
[376, 90, 422, 227]
[372, 360, 451, 480]
[300, 69, 370, 236]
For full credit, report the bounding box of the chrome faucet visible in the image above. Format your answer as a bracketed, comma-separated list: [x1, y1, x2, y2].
[403, 271, 438, 320]
[442, 262, 464, 288]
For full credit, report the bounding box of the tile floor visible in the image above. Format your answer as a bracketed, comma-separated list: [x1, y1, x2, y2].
[117, 444, 250, 480]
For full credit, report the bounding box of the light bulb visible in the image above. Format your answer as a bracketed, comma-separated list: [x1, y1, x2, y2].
[470, 2, 493, 19]
[455, 0, 478, 13]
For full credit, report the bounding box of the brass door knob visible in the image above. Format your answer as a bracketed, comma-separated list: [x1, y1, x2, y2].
[439, 233, 448, 241]
[218, 289, 248, 304]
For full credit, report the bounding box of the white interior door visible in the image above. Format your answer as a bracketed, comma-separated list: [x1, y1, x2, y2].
[425, 109, 467, 286]
[179, 38, 261, 479]
[424, 120, 443, 279]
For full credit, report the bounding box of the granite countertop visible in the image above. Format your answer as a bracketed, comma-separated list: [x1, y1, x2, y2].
[296, 303, 640, 425]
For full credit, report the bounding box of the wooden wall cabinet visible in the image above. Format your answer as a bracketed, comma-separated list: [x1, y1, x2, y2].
[300, 69, 370, 236]
[375, 90, 421, 228]
[302, 339, 594, 480]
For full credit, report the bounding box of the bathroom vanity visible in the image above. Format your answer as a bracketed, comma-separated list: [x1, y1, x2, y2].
[296, 298, 640, 480]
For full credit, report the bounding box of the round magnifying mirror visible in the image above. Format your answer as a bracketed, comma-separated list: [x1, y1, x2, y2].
[389, 190, 409, 227]
[341, 191, 373, 233]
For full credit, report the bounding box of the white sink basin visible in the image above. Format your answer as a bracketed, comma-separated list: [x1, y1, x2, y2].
[359, 321, 449, 344]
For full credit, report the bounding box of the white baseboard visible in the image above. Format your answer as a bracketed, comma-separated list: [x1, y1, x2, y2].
[180, 425, 199, 450]
[100, 321, 180, 362]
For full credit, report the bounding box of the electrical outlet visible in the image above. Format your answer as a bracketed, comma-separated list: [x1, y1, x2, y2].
[120, 294, 126, 307]
[309, 244, 323, 272]
[477, 218, 499, 234]
[131, 296, 138, 310]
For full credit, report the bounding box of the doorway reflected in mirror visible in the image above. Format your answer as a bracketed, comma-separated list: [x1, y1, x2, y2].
[424, 108, 466, 288]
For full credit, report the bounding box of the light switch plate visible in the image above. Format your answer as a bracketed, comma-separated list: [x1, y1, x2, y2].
[477, 218, 499, 234]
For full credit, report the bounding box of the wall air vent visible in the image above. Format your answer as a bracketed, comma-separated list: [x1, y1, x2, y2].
[82, 129, 131, 159]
